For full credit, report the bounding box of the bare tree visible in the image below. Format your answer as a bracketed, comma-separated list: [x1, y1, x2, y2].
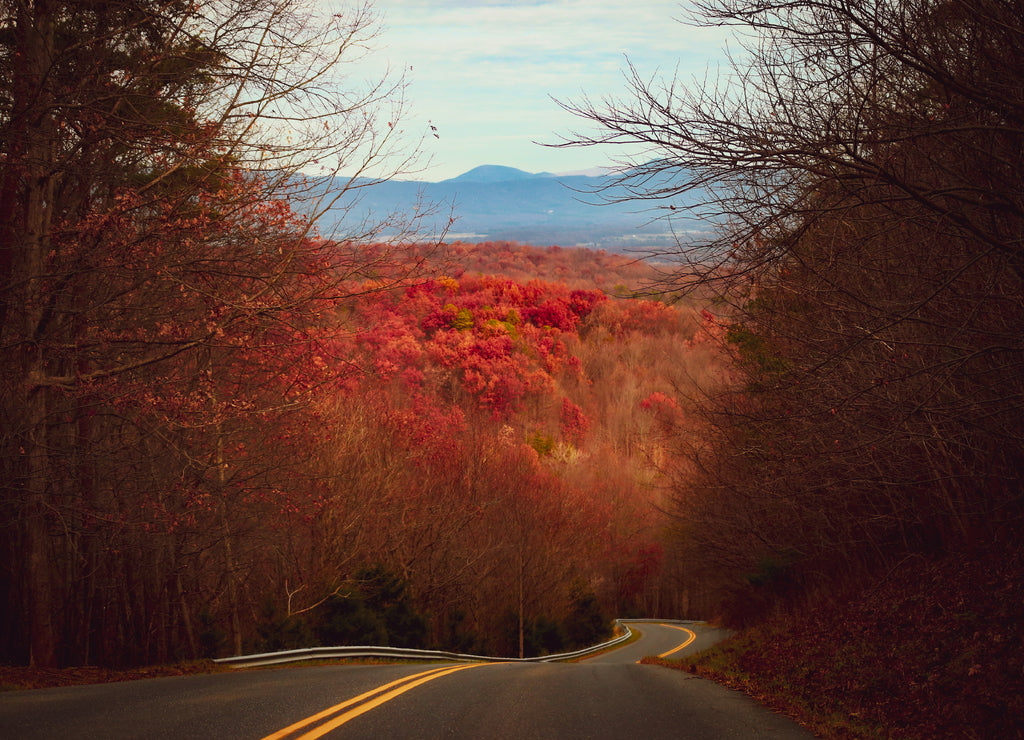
[558, 0, 1024, 620]
[0, 0, 428, 667]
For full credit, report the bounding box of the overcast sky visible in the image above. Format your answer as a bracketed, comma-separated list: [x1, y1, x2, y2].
[358, 1, 732, 181]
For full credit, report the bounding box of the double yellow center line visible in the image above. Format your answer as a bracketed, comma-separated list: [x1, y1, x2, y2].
[262, 663, 490, 739]
[657, 624, 697, 658]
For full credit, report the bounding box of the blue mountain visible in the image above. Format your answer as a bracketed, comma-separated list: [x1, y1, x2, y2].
[309, 165, 706, 251]
[442, 165, 555, 183]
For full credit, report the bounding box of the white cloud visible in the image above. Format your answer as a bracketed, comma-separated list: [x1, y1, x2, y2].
[343, 0, 733, 180]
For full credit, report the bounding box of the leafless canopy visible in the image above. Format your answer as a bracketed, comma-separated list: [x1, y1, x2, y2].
[559, 0, 1024, 620]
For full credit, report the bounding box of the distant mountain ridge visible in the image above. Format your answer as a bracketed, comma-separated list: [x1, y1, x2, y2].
[441, 165, 556, 183]
[312, 165, 706, 251]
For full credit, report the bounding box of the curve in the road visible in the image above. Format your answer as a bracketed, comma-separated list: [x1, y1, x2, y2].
[657, 624, 698, 657]
[0, 621, 815, 740]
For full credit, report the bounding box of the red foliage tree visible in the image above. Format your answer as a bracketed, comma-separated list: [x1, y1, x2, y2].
[0, 0, 422, 668]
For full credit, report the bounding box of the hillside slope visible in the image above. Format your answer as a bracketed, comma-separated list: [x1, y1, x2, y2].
[673, 545, 1024, 738]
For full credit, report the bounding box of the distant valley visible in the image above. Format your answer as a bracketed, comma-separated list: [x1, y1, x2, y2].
[310, 164, 708, 251]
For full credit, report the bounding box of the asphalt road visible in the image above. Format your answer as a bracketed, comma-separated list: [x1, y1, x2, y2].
[0, 622, 816, 739]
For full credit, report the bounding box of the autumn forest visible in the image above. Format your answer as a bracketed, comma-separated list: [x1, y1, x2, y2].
[6, 216, 724, 666]
[3, 0, 1024, 735]
[0, 0, 726, 665]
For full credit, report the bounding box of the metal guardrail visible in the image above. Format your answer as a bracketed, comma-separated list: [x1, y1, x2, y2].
[213, 618, 699, 668]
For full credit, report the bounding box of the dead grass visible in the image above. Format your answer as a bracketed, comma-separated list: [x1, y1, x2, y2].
[649, 545, 1024, 739]
[0, 661, 227, 691]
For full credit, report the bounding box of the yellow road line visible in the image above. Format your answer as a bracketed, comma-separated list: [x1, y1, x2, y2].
[657, 625, 697, 658]
[262, 663, 489, 740]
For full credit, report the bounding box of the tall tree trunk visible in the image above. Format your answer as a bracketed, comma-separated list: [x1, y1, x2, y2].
[517, 553, 524, 660]
[177, 573, 199, 659]
[217, 431, 243, 656]
[25, 386, 56, 668]
[10, 0, 61, 669]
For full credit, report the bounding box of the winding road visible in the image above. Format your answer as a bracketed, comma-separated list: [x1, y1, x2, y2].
[0, 622, 815, 738]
